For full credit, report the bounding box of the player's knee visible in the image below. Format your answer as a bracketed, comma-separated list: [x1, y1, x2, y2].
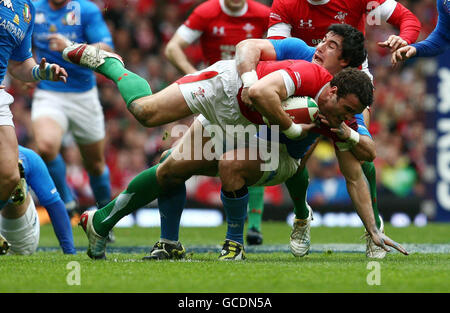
[128, 98, 159, 128]
[84, 159, 105, 176]
[35, 140, 59, 161]
[157, 162, 188, 189]
[218, 158, 245, 182]
[0, 168, 20, 200]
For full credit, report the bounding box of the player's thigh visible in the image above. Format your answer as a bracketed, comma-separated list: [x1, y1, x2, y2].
[252, 144, 300, 187]
[0, 125, 20, 198]
[131, 83, 193, 127]
[31, 89, 67, 156]
[32, 117, 65, 155]
[63, 87, 105, 145]
[218, 148, 264, 188]
[157, 118, 219, 186]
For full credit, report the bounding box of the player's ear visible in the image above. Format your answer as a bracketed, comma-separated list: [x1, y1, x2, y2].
[329, 85, 338, 97]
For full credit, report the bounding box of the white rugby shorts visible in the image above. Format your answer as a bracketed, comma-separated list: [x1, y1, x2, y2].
[0, 89, 14, 127]
[31, 87, 105, 144]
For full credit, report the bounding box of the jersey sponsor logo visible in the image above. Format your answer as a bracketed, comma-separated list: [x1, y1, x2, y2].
[35, 12, 46, 24]
[212, 26, 225, 36]
[298, 19, 313, 28]
[243, 23, 255, 38]
[13, 13, 19, 25]
[49, 24, 57, 32]
[191, 86, 206, 99]
[0, 0, 14, 12]
[62, 11, 77, 26]
[23, 4, 31, 24]
[0, 16, 25, 41]
[334, 11, 348, 23]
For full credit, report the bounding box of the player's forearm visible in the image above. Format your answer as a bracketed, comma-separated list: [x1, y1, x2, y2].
[336, 151, 377, 235]
[386, 2, 421, 44]
[350, 135, 376, 162]
[165, 41, 197, 74]
[248, 74, 292, 131]
[7, 58, 38, 82]
[235, 39, 276, 76]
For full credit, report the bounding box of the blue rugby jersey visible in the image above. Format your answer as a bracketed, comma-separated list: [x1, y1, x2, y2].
[412, 0, 450, 57]
[0, 0, 35, 85]
[32, 0, 113, 92]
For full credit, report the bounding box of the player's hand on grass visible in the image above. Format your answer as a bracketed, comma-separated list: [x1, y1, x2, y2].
[48, 34, 73, 52]
[369, 229, 409, 256]
[391, 45, 417, 66]
[378, 35, 408, 52]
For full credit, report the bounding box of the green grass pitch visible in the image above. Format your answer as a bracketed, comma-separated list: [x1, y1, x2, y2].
[1, 222, 449, 293]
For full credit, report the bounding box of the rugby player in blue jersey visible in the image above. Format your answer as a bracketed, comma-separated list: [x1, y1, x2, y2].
[393, 0, 450, 62]
[31, 1, 114, 240]
[0, 146, 75, 255]
[0, 0, 67, 253]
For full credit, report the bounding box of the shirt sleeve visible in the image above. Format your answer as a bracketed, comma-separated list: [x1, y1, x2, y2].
[412, 0, 450, 57]
[284, 61, 332, 98]
[83, 2, 114, 48]
[268, 0, 292, 30]
[10, 2, 35, 62]
[21, 147, 61, 206]
[270, 38, 315, 62]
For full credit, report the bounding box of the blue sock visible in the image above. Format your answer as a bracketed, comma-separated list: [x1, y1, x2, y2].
[46, 154, 75, 205]
[221, 189, 249, 245]
[89, 165, 111, 208]
[158, 184, 186, 241]
[46, 199, 76, 254]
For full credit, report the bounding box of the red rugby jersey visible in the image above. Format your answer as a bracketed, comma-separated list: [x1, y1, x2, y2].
[268, 0, 420, 45]
[183, 0, 270, 64]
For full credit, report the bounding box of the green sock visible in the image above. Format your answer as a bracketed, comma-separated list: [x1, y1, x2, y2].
[247, 186, 265, 231]
[93, 164, 161, 237]
[97, 58, 152, 107]
[361, 161, 381, 229]
[285, 167, 310, 220]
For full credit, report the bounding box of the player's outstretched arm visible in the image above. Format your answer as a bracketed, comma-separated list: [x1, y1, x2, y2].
[336, 150, 408, 255]
[8, 57, 67, 83]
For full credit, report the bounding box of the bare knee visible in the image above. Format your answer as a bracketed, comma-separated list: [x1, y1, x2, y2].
[0, 168, 20, 200]
[35, 139, 59, 162]
[128, 98, 159, 127]
[218, 159, 246, 191]
[157, 161, 190, 190]
[83, 158, 105, 176]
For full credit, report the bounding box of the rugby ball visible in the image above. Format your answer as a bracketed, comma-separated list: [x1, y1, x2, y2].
[263, 96, 319, 126]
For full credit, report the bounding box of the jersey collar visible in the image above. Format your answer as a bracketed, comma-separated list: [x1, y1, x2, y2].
[307, 0, 331, 5]
[220, 0, 249, 17]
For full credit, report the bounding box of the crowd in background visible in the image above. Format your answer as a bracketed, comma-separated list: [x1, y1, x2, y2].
[6, 0, 437, 209]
